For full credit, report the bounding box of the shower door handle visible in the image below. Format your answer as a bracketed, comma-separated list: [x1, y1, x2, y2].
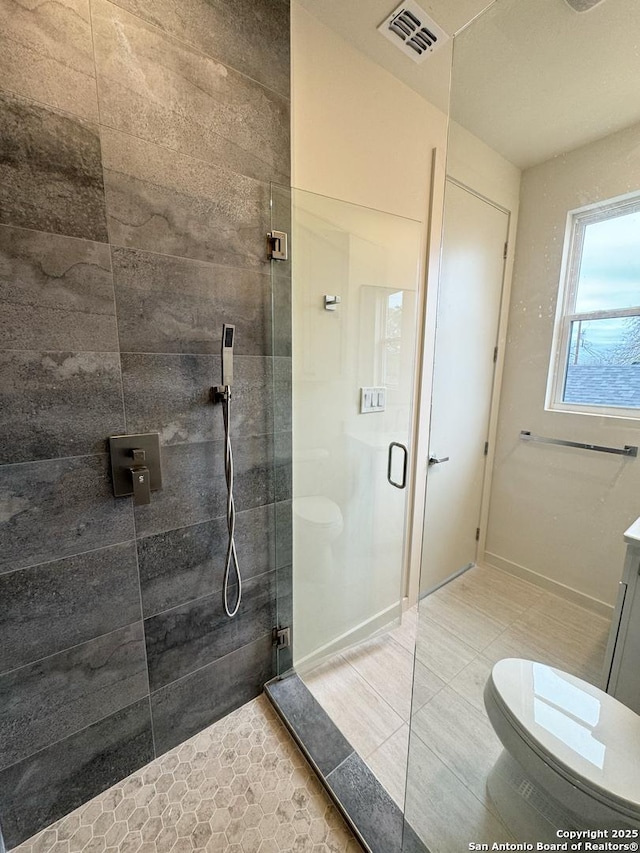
[387, 442, 408, 489]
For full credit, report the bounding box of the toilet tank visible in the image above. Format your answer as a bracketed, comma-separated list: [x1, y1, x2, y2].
[293, 448, 330, 497]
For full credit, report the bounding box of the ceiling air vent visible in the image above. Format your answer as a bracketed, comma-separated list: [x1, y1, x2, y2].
[378, 0, 449, 64]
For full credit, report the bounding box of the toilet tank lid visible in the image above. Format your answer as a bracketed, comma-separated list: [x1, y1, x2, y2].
[489, 658, 640, 813]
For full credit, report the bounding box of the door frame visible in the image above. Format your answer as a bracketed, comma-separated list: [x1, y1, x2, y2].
[406, 173, 518, 603]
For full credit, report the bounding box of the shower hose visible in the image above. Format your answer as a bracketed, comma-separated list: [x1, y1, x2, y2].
[221, 386, 242, 617]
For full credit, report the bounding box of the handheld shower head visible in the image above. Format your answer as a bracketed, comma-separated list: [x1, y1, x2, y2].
[221, 323, 235, 388]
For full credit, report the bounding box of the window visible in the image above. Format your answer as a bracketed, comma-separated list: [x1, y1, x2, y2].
[547, 194, 640, 418]
[382, 290, 403, 388]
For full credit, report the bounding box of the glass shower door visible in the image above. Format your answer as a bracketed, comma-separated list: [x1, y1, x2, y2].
[272, 186, 423, 672]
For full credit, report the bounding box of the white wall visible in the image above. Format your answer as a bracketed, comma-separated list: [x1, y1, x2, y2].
[291, 3, 447, 220]
[447, 122, 521, 212]
[485, 121, 640, 611]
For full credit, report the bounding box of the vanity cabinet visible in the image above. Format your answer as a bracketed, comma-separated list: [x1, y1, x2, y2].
[603, 517, 640, 714]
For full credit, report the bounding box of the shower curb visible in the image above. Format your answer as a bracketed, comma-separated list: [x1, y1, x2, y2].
[264, 673, 429, 853]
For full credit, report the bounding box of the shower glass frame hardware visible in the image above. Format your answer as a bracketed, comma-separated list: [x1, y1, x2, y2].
[267, 229, 288, 261]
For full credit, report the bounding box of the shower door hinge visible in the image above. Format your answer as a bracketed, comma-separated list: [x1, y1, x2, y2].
[476, 527, 480, 542]
[503, 241, 508, 260]
[484, 441, 489, 456]
[493, 346, 498, 363]
[272, 626, 291, 649]
[267, 231, 288, 261]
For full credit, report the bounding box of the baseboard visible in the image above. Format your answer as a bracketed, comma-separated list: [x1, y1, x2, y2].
[294, 601, 402, 674]
[482, 552, 614, 619]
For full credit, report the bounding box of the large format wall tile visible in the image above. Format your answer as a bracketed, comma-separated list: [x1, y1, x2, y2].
[0, 455, 134, 573]
[150, 632, 274, 755]
[275, 500, 292, 570]
[274, 357, 292, 433]
[0, 699, 154, 849]
[132, 436, 274, 538]
[144, 570, 276, 691]
[270, 183, 292, 357]
[132, 441, 225, 538]
[0, 351, 125, 464]
[0, 92, 108, 242]
[233, 434, 276, 512]
[0, 623, 148, 770]
[273, 267, 292, 358]
[0, 226, 118, 352]
[121, 353, 273, 446]
[122, 353, 219, 446]
[0, 0, 99, 122]
[137, 504, 275, 617]
[112, 247, 271, 356]
[0, 0, 291, 838]
[0, 543, 140, 673]
[102, 128, 270, 269]
[106, 0, 290, 99]
[276, 563, 293, 672]
[274, 431, 292, 503]
[92, 0, 290, 184]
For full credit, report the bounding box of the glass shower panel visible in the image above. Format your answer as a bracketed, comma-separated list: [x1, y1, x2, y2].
[288, 189, 422, 670]
[270, 182, 294, 676]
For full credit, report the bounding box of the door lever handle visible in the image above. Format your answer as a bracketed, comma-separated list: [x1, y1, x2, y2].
[428, 455, 450, 466]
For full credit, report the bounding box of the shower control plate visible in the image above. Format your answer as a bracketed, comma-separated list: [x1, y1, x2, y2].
[109, 433, 162, 499]
[360, 387, 386, 413]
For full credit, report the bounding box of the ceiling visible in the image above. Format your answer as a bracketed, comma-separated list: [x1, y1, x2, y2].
[296, 0, 640, 169]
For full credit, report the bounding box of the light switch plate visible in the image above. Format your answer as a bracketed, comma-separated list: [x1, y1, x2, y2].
[360, 386, 386, 413]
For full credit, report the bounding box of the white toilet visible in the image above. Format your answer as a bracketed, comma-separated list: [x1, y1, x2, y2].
[293, 495, 344, 557]
[484, 658, 640, 841]
[292, 449, 344, 577]
[292, 450, 345, 662]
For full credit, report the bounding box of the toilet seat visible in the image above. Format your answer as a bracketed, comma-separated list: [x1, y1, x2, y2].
[293, 495, 343, 528]
[486, 659, 640, 821]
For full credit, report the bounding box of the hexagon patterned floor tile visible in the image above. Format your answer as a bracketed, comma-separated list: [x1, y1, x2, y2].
[12, 696, 362, 853]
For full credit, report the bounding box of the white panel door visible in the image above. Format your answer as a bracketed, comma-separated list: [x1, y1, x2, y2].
[420, 180, 509, 594]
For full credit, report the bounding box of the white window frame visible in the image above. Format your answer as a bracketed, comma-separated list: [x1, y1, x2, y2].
[546, 191, 640, 420]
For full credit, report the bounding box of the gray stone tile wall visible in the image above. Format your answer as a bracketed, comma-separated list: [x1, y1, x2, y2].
[0, 0, 291, 845]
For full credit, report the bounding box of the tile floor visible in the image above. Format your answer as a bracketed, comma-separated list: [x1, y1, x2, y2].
[11, 695, 361, 853]
[301, 564, 612, 851]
